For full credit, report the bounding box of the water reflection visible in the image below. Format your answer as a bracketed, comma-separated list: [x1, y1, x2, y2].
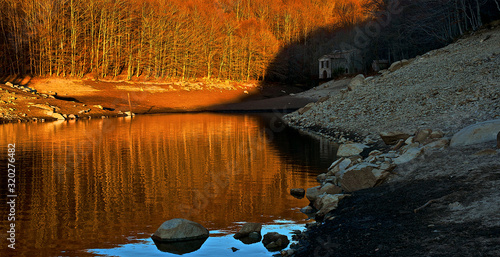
[153, 238, 208, 255]
[0, 113, 336, 256]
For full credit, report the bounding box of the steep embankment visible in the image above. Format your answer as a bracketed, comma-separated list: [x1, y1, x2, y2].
[284, 27, 500, 137]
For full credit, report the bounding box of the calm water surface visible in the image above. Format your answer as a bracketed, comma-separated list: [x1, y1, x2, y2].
[0, 113, 336, 256]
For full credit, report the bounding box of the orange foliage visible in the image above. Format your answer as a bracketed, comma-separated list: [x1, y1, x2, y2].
[0, 0, 376, 81]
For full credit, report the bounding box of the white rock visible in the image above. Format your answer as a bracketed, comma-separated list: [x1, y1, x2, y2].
[337, 143, 368, 157]
[393, 147, 424, 165]
[328, 157, 345, 170]
[450, 119, 500, 147]
[347, 74, 365, 91]
[423, 139, 449, 151]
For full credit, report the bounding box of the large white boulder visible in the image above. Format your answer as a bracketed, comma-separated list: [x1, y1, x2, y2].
[450, 119, 500, 147]
[152, 218, 209, 242]
[347, 74, 365, 91]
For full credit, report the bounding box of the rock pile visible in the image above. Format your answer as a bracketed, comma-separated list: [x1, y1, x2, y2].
[301, 128, 450, 219]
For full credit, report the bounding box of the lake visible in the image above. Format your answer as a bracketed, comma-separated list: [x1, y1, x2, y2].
[0, 113, 337, 256]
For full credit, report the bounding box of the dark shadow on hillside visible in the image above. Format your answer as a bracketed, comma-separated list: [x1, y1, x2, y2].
[261, 1, 500, 89]
[54, 95, 82, 103]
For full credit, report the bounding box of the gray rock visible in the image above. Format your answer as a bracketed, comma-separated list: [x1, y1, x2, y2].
[316, 194, 349, 216]
[300, 206, 315, 214]
[152, 218, 209, 242]
[380, 131, 411, 145]
[262, 232, 289, 251]
[328, 157, 345, 171]
[369, 150, 382, 156]
[248, 232, 261, 241]
[429, 130, 444, 139]
[337, 143, 368, 157]
[317, 173, 328, 183]
[450, 119, 500, 147]
[338, 158, 353, 171]
[388, 60, 409, 72]
[414, 129, 432, 143]
[319, 183, 342, 195]
[281, 249, 296, 257]
[290, 188, 305, 198]
[347, 74, 365, 91]
[306, 186, 321, 202]
[234, 223, 262, 239]
[423, 139, 449, 151]
[314, 193, 345, 210]
[394, 146, 424, 164]
[339, 163, 379, 192]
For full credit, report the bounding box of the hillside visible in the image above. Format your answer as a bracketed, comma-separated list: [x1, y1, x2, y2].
[281, 24, 500, 257]
[284, 25, 500, 138]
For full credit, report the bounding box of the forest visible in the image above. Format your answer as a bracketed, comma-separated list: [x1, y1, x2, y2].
[0, 0, 499, 84]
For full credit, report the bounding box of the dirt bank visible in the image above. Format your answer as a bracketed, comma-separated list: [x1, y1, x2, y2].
[0, 77, 319, 123]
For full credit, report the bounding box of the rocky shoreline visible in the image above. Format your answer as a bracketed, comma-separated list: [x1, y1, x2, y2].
[278, 25, 500, 256]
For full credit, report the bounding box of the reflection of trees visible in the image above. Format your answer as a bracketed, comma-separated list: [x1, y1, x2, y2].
[0, 114, 321, 256]
[256, 113, 338, 171]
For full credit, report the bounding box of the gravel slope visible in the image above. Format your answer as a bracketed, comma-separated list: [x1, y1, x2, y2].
[284, 26, 500, 137]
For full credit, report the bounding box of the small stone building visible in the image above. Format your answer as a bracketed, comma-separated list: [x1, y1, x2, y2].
[318, 50, 357, 79]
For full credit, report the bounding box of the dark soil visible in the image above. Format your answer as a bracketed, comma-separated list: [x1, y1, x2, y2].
[291, 143, 500, 257]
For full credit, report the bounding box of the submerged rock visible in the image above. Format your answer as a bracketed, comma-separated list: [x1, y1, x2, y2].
[262, 232, 290, 251]
[234, 222, 262, 239]
[153, 238, 207, 255]
[300, 206, 315, 214]
[290, 188, 306, 198]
